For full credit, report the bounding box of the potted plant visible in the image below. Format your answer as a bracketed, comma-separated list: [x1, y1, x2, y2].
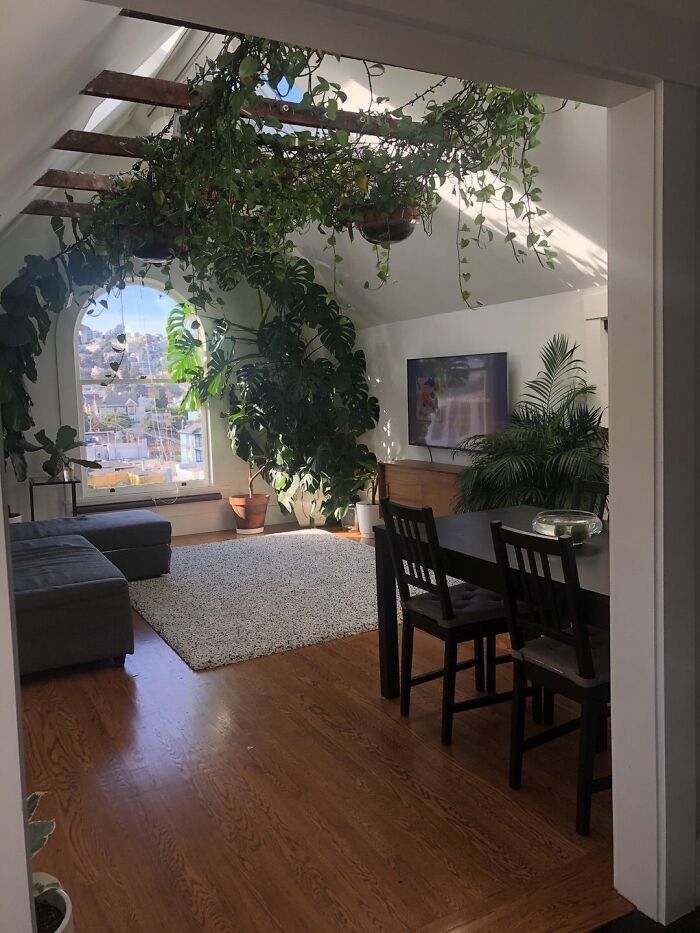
[454, 335, 608, 510]
[356, 205, 421, 244]
[354, 454, 381, 538]
[229, 455, 271, 535]
[288, 473, 327, 528]
[27, 792, 73, 933]
[31, 426, 101, 481]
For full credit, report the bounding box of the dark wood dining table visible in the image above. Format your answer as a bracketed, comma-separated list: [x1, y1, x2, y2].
[373, 504, 610, 699]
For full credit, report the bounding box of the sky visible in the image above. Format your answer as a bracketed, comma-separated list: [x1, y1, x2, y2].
[83, 284, 177, 336]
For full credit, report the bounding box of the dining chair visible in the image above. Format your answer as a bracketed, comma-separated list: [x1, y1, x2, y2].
[571, 478, 609, 520]
[381, 498, 513, 745]
[491, 520, 611, 836]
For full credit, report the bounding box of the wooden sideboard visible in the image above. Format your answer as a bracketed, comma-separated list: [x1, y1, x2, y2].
[378, 459, 463, 516]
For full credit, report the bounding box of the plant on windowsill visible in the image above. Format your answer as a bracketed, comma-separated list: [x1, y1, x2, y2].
[454, 334, 608, 511]
[29, 425, 101, 481]
[27, 792, 74, 933]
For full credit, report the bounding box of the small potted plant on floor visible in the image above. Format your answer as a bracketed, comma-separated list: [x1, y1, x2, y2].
[27, 792, 74, 933]
[354, 453, 380, 538]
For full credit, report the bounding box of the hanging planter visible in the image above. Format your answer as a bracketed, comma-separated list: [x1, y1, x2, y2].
[356, 206, 421, 244]
[131, 229, 182, 264]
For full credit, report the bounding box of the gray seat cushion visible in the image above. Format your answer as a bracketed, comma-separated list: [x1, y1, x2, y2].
[407, 582, 505, 627]
[12, 535, 133, 675]
[10, 509, 171, 550]
[511, 630, 610, 687]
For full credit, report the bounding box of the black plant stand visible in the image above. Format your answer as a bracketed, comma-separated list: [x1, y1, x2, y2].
[29, 476, 80, 521]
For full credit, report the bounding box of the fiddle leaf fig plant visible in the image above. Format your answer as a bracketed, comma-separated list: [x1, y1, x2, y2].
[0, 30, 564, 493]
[32, 425, 101, 479]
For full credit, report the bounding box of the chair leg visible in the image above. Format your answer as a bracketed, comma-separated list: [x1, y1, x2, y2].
[400, 619, 414, 718]
[543, 689, 555, 725]
[441, 639, 458, 746]
[486, 633, 497, 694]
[576, 697, 599, 836]
[532, 686, 543, 724]
[509, 663, 527, 789]
[474, 638, 485, 693]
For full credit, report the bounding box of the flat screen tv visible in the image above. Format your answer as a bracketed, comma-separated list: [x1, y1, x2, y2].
[407, 352, 509, 450]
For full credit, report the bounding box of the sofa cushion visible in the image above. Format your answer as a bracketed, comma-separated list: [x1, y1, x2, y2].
[407, 582, 505, 626]
[10, 509, 171, 551]
[12, 535, 127, 610]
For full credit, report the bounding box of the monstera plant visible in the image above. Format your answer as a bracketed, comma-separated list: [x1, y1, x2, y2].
[166, 253, 379, 520]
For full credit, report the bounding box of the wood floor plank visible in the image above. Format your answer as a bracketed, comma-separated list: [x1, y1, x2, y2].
[21, 528, 631, 932]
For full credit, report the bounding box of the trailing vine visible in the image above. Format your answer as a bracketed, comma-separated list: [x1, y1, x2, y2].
[0, 30, 563, 507]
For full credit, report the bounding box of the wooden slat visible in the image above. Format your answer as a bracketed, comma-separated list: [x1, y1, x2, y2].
[35, 170, 115, 192]
[53, 129, 145, 159]
[21, 199, 94, 218]
[83, 70, 199, 109]
[120, 7, 231, 35]
[83, 70, 408, 137]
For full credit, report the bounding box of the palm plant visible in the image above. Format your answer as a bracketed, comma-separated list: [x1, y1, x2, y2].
[455, 334, 607, 511]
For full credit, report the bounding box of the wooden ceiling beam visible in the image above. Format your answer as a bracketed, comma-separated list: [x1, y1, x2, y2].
[83, 70, 199, 109]
[21, 200, 95, 219]
[119, 8, 231, 35]
[35, 169, 116, 192]
[82, 70, 407, 137]
[53, 129, 145, 159]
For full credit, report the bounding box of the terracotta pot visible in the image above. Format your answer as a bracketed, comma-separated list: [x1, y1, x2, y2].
[229, 494, 270, 535]
[357, 206, 421, 244]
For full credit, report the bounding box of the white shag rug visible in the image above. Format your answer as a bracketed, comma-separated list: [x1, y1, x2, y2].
[129, 530, 382, 671]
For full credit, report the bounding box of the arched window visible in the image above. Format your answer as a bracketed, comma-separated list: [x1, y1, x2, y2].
[76, 284, 209, 497]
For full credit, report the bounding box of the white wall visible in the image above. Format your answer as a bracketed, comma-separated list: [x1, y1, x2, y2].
[357, 286, 607, 465]
[0, 467, 35, 932]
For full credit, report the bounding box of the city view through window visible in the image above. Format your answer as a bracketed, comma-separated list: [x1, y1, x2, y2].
[78, 285, 208, 494]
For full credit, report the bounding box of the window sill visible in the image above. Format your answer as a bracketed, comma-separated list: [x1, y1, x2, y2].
[76, 491, 223, 514]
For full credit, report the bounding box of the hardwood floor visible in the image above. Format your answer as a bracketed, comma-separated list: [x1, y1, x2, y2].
[22, 526, 632, 932]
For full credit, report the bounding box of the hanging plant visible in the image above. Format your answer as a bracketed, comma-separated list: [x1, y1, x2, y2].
[0, 30, 565, 498]
[356, 206, 421, 244]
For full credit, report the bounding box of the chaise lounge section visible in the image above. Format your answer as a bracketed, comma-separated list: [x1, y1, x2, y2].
[13, 535, 134, 675]
[10, 509, 172, 675]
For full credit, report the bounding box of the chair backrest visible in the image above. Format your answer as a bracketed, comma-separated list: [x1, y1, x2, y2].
[380, 498, 453, 619]
[490, 521, 597, 680]
[571, 478, 609, 520]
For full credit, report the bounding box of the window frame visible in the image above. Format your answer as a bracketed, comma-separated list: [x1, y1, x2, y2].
[64, 282, 213, 504]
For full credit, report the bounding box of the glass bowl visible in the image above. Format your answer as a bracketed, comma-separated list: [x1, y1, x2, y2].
[531, 509, 603, 545]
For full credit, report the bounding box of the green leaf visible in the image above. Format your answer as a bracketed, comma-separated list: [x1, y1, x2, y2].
[238, 55, 261, 80]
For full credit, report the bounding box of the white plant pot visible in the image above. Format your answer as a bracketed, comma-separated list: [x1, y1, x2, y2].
[293, 490, 327, 527]
[33, 873, 73, 933]
[356, 502, 381, 538]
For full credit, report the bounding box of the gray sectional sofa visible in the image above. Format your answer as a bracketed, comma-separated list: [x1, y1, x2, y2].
[10, 510, 171, 675]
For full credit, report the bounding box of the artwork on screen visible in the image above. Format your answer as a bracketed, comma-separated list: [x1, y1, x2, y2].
[407, 353, 509, 449]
